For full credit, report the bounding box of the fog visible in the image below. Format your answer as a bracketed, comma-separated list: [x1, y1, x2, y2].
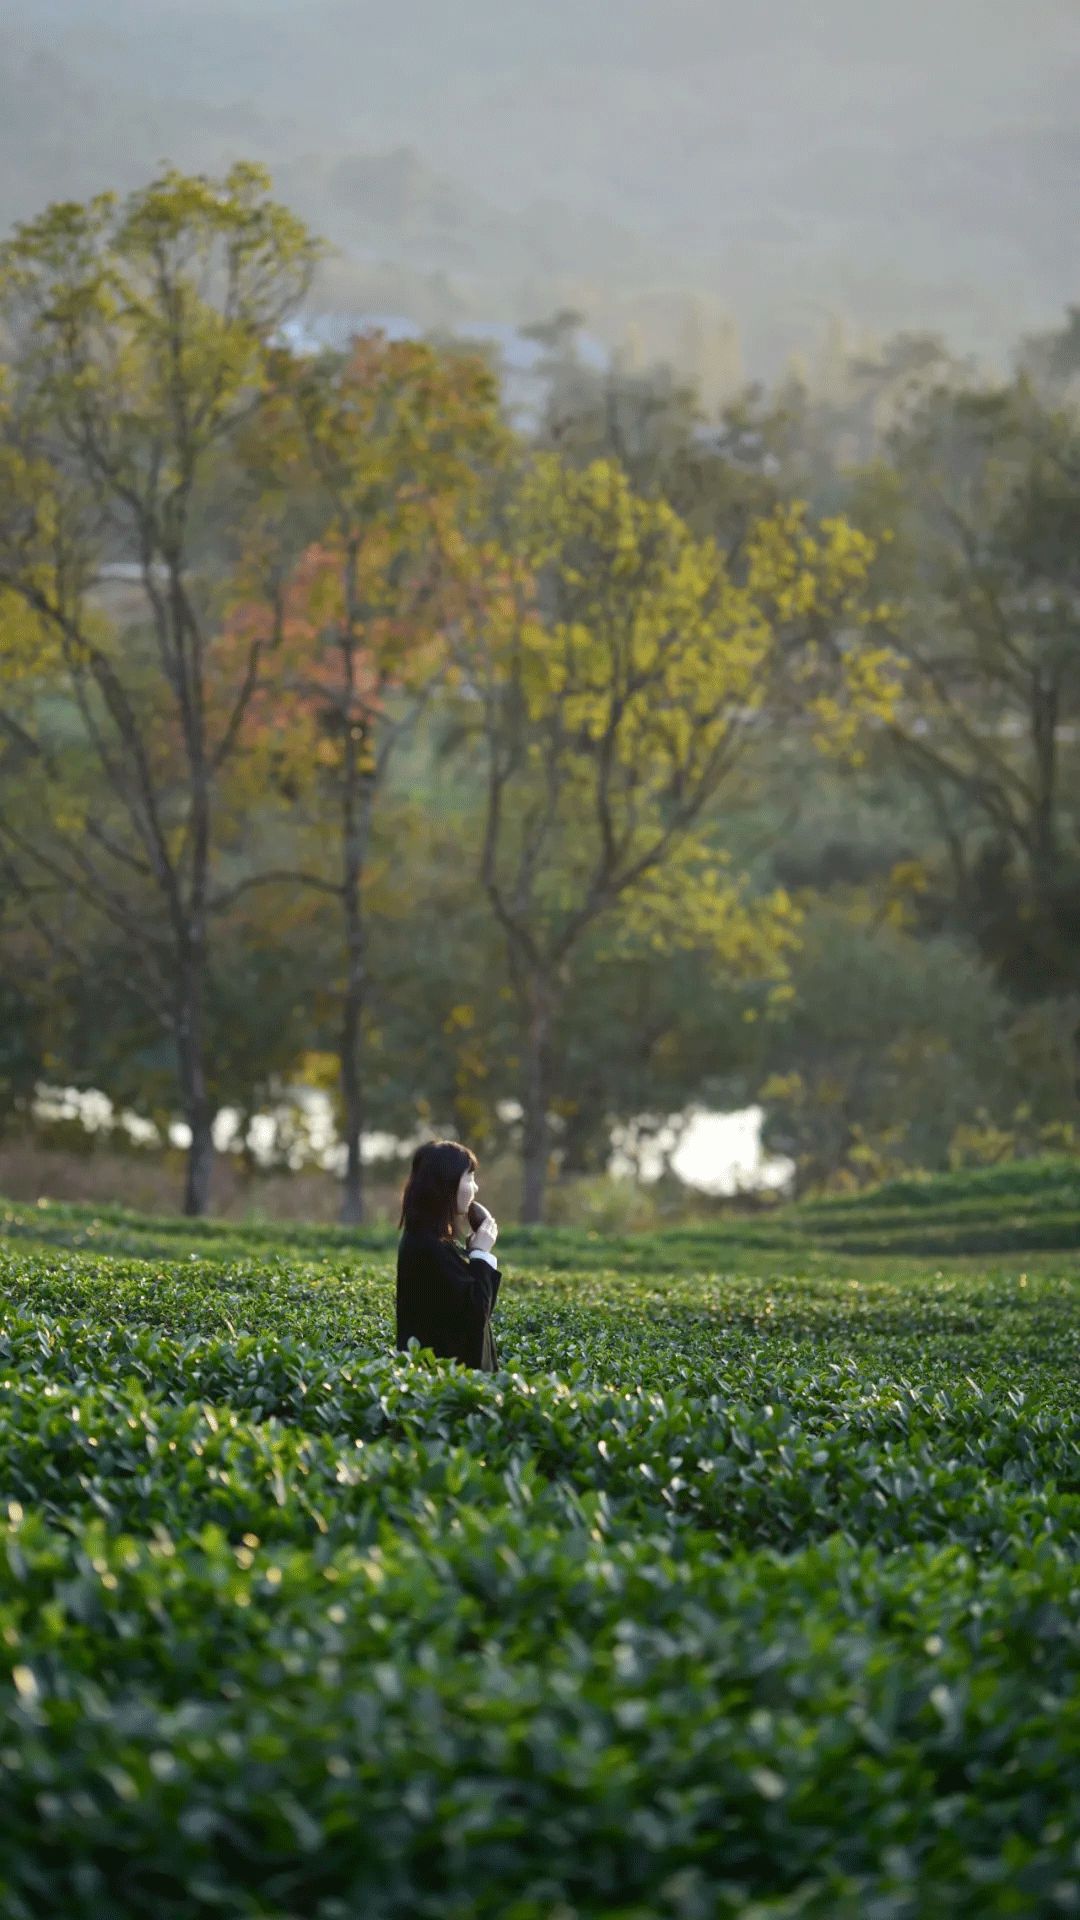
[3, 1, 1076, 376]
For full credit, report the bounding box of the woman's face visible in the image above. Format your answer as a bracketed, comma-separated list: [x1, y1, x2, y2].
[455, 1166, 478, 1219]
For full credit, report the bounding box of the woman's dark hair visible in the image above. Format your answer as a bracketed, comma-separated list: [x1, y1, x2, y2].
[398, 1139, 477, 1239]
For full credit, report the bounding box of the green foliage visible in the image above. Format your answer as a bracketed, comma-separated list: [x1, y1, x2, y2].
[0, 979, 45, 1130]
[3, 168, 1078, 1213]
[0, 1167, 1077, 1916]
[754, 903, 1021, 1191]
[2, 1152, 1078, 1263]
[862, 377, 1080, 998]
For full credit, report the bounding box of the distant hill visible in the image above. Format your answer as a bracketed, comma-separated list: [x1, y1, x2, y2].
[2, 4, 1076, 380]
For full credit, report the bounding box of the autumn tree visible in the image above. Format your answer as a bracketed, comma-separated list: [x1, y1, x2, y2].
[0, 164, 320, 1213]
[452, 455, 899, 1221]
[225, 333, 505, 1222]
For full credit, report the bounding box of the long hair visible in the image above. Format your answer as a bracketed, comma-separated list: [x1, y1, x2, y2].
[398, 1138, 477, 1239]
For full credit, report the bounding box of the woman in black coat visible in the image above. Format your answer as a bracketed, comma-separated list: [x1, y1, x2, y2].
[395, 1138, 503, 1371]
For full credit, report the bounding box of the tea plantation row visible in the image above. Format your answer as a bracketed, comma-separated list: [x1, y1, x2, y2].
[0, 1177, 1077, 1918]
[3, 1151, 1077, 1265]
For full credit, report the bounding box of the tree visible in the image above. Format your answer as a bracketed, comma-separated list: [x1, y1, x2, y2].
[840, 332, 964, 463]
[453, 454, 898, 1221]
[350, 790, 521, 1158]
[755, 902, 1019, 1193]
[870, 378, 1080, 998]
[0, 873, 51, 1133]
[529, 341, 803, 561]
[0, 164, 320, 1213]
[1015, 306, 1080, 405]
[226, 332, 505, 1221]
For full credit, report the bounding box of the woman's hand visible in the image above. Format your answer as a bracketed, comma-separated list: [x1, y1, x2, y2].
[468, 1207, 498, 1254]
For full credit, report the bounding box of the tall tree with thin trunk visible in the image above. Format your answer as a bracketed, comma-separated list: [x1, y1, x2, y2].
[453, 455, 899, 1222]
[225, 334, 504, 1223]
[0, 164, 319, 1214]
[869, 379, 1080, 994]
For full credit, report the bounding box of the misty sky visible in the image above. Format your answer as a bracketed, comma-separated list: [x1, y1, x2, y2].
[5, 1, 1078, 369]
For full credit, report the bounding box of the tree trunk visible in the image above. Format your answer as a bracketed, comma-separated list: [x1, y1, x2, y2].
[176, 979, 214, 1218]
[559, 1097, 603, 1176]
[340, 967, 365, 1226]
[520, 979, 554, 1224]
[183, 1106, 215, 1218]
[1030, 671, 1059, 905]
[339, 707, 372, 1227]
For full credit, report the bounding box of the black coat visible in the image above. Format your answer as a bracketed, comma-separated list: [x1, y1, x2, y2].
[395, 1227, 503, 1372]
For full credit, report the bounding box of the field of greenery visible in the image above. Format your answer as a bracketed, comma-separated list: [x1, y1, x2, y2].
[0, 1160, 1078, 1918]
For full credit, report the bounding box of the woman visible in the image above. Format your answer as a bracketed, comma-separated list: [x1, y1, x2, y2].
[396, 1139, 503, 1371]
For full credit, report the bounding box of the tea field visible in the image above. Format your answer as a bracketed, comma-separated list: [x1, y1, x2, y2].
[0, 1161, 1077, 1918]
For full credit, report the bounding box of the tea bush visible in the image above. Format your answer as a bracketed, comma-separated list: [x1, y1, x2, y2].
[0, 1168, 1077, 1917]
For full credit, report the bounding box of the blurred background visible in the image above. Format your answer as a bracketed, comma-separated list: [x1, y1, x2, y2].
[0, 0, 1077, 1225]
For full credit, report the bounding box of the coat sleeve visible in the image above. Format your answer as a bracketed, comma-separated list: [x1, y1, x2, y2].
[467, 1245, 503, 1309]
[432, 1240, 497, 1338]
[485, 1261, 502, 1310]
